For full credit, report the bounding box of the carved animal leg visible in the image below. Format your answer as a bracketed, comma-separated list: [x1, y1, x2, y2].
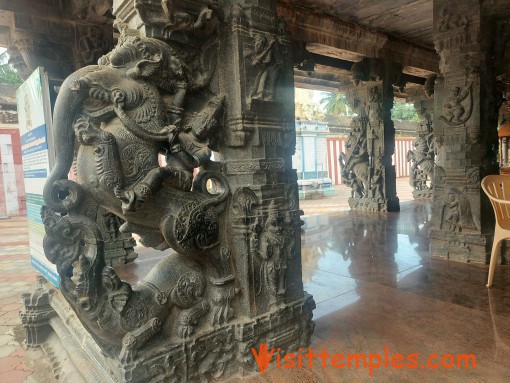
[119, 317, 162, 364]
[123, 166, 193, 213]
[210, 285, 236, 326]
[176, 301, 210, 339]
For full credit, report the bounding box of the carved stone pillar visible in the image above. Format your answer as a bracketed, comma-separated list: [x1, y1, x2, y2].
[339, 57, 400, 212]
[31, 1, 314, 382]
[406, 78, 436, 200]
[429, 0, 502, 263]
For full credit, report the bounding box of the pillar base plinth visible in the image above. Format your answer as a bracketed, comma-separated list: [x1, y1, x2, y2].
[429, 229, 491, 263]
[22, 279, 315, 383]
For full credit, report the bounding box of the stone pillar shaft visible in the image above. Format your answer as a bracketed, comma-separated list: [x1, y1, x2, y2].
[429, 0, 501, 262]
[341, 58, 400, 212]
[407, 85, 435, 200]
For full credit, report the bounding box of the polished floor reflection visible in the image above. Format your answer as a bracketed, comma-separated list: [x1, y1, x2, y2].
[116, 200, 510, 382]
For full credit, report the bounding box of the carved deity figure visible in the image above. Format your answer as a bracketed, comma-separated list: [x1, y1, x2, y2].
[161, 0, 213, 32]
[437, 8, 468, 32]
[368, 86, 381, 103]
[441, 188, 477, 233]
[339, 109, 373, 201]
[346, 119, 362, 150]
[78, 28, 107, 66]
[371, 168, 384, 201]
[440, 83, 473, 125]
[253, 202, 287, 304]
[443, 189, 461, 232]
[249, 34, 281, 101]
[344, 173, 363, 198]
[408, 133, 435, 193]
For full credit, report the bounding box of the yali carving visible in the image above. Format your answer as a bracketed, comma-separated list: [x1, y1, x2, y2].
[41, 18, 230, 359]
[35, 3, 315, 382]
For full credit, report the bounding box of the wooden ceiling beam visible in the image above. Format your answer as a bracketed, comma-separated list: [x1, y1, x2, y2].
[278, 1, 439, 75]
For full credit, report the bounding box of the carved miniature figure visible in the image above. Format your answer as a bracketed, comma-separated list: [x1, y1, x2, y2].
[134, 0, 219, 39]
[161, 0, 214, 32]
[249, 34, 281, 101]
[344, 173, 364, 198]
[350, 58, 382, 86]
[440, 83, 473, 125]
[371, 168, 384, 201]
[78, 27, 107, 66]
[443, 189, 461, 232]
[407, 132, 435, 199]
[368, 86, 381, 103]
[441, 188, 477, 232]
[437, 8, 468, 32]
[254, 201, 287, 304]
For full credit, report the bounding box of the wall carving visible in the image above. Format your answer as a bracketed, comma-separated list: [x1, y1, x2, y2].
[247, 33, 283, 102]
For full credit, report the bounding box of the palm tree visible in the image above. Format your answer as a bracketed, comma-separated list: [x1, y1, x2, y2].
[320, 92, 348, 116]
[0, 50, 22, 85]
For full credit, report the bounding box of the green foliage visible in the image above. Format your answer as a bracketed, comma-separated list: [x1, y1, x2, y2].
[0, 51, 22, 85]
[392, 102, 419, 121]
[320, 92, 348, 116]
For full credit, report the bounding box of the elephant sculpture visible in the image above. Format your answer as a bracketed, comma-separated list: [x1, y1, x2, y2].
[41, 22, 236, 359]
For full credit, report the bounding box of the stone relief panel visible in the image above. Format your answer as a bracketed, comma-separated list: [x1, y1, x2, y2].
[439, 82, 473, 126]
[439, 187, 477, 233]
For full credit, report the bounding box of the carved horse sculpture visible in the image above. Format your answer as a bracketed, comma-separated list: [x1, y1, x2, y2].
[42, 25, 235, 359]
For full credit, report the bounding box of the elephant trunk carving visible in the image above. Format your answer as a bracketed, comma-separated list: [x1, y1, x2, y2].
[43, 65, 100, 213]
[40, 27, 234, 359]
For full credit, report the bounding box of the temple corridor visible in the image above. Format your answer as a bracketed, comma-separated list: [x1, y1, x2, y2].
[1, 202, 510, 381]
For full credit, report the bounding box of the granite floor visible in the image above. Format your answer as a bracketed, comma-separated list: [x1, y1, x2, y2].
[1, 197, 510, 382]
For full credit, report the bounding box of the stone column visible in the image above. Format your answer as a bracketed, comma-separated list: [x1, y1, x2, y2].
[406, 78, 436, 200]
[27, 1, 315, 382]
[217, 0, 315, 348]
[429, 0, 503, 263]
[340, 57, 401, 212]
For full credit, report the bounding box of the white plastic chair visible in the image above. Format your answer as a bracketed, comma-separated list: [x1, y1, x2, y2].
[481, 175, 510, 287]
